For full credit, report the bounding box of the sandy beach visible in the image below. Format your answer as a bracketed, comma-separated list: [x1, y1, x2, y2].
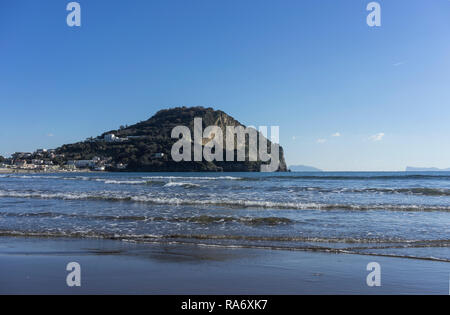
[0, 236, 448, 295]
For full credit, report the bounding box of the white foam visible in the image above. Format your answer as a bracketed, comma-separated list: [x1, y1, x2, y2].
[163, 182, 200, 188]
[96, 179, 149, 185]
[1, 189, 449, 212]
[142, 176, 241, 181]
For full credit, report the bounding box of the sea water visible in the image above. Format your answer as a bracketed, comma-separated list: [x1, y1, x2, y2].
[0, 172, 449, 262]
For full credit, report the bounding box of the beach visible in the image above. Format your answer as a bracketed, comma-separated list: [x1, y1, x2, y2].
[0, 171, 449, 294]
[0, 236, 448, 294]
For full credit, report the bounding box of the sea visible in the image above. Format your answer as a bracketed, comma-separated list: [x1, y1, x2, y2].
[0, 172, 449, 262]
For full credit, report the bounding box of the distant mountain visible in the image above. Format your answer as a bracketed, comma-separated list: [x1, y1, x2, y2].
[56, 106, 288, 172]
[289, 165, 322, 172]
[406, 166, 450, 172]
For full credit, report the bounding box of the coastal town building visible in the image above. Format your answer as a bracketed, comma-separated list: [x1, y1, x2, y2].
[32, 159, 44, 165]
[7, 148, 111, 172]
[104, 134, 128, 143]
[67, 160, 97, 168]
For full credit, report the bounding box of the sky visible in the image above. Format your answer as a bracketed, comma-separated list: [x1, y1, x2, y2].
[1, 0, 450, 171]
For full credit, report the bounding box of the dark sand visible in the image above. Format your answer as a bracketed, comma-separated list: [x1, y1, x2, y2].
[0, 237, 448, 294]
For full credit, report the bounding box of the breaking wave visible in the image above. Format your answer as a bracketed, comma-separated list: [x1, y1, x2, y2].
[1, 189, 449, 212]
[352, 187, 450, 196]
[163, 182, 200, 188]
[243, 174, 450, 181]
[0, 212, 293, 226]
[0, 174, 239, 185]
[281, 186, 450, 197]
[142, 176, 242, 180]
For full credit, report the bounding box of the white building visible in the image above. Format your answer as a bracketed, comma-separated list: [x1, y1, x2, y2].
[67, 160, 97, 168]
[104, 134, 128, 143]
[104, 134, 117, 142]
[32, 159, 44, 165]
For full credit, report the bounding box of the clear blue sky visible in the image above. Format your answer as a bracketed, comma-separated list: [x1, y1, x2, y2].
[1, 0, 449, 171]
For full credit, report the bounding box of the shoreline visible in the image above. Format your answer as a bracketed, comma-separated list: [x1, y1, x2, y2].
[0, 168, 284, 174]
[1, 231, 449, 263]
[0, 236, 448, 294]
[0, 168, 94, 174]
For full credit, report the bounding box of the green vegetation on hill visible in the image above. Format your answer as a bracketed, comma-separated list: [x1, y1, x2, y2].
[56, 107, 287, 172]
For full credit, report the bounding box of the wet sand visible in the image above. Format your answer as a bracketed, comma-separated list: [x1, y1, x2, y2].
[0, 237, 448, 294]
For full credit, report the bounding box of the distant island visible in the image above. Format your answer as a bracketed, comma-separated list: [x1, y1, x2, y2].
[2, 107, 287, 173]
[405, 166, 450, 172]
[289, 165, 322, 172]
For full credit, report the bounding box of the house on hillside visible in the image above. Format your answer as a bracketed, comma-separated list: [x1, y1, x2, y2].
[104, 134, 128, 143]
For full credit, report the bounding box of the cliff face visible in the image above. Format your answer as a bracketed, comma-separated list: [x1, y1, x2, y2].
[57, 107, 288, 172]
